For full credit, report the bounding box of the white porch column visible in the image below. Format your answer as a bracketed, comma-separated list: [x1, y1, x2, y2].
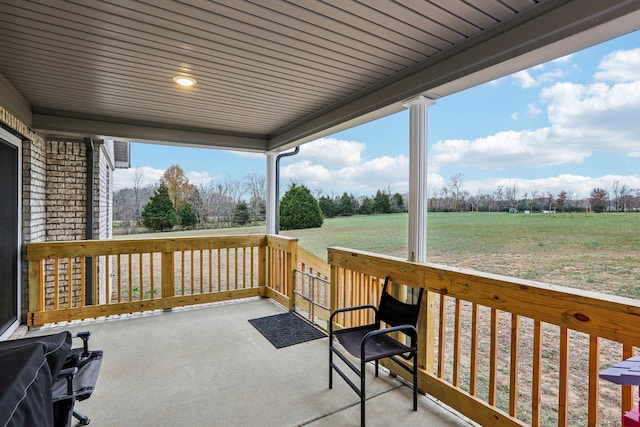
[266, 152, 277, 235]
[404, 96, 435, 263]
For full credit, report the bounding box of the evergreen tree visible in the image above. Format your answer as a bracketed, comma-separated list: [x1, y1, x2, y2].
[338, 193, 355, 216]
[179, 202, 198, 229]
[280, 184, 323, 230]
[319, 196, 338, 218]
[373, 190, 391, 213]
[141, 184, 180, 231]
[234, 201, 250, 226]
[359, 197, 374, 215]
[391, 193, 406, 212]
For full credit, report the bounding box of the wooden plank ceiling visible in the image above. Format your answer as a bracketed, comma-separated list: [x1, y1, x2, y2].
[0, 0, 639, 152]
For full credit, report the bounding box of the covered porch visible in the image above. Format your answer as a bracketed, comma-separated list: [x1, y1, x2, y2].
[19, 297, 471, 426]
[2, 2, 640, 426]
[19, 234, 640, 426]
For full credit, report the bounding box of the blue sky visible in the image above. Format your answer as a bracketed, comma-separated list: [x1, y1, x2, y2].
[115, 31, 640, 200]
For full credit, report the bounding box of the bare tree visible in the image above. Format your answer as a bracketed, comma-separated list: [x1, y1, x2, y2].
[505, 185, 518, 211]
[243, 171, 266, 222]
[449, 173, 464, 211]
[131, 169, 145, 225]
[493, 186, 504, 212]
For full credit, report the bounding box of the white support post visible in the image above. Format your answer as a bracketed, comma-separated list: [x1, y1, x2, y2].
[403, 96, 435, 263]
[266, 152, 277, 235]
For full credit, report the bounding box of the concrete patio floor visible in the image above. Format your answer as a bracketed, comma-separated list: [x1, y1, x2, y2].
[18, 298, 475, 426]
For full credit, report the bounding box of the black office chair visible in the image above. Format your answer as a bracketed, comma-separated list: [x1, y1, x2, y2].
[329, 276, 424, 426]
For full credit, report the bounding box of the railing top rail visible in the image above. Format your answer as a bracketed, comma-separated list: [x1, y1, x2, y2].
[28, 234, 269, 259]
[328, 246, 640, 346]
[297, 246, 330, 277]
[265, 234, 298, 252]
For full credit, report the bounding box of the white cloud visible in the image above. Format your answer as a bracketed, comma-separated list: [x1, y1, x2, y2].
[113, 166, 163, 189]
[513, 70, 537, 88]
[541, 80, 640, 152]
[527, 103, 542, 117]
[430, 128, 591, 171]
[299, 137, 366, 168]
[187, 171, 216, 186]
[432, 71, 640, 171]
[114, 167, 218, 189]
[281, 153, 410, 195]
[594, 48, 640, 82]
[512, 66, 565, 89]
[462, 174, 640, 199]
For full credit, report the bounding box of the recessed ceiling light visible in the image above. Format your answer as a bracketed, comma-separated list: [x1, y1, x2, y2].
[173, 76, 197, 87]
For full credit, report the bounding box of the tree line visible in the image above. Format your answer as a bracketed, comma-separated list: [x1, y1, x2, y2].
[115, 167, 639, 233]
[429, 173, 640, 213]
[114, 165, 267, 232]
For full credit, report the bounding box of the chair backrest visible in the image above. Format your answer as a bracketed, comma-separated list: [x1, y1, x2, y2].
[376, 276, 424, 328]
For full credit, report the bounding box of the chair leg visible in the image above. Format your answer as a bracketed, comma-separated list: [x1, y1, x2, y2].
[329, 345, 333, 389]
[361, 358, 366, 427]
[375, 359, 379, 377]
[412, 352, 418, 411]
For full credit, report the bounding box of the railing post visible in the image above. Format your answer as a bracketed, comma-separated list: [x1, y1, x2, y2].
[162, 251, 175, 299]
[258, 242, 266, 293]
[28, 259, 43, 326]
[418, 290, 436, 377]
[287, 239, 297, 310]
[329, 264, 338, 318]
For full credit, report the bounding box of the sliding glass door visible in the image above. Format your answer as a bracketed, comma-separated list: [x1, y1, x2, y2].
[0, 131, 20, 338]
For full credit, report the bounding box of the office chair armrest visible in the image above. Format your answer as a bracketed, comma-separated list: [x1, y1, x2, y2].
[329, 305, 377, 334]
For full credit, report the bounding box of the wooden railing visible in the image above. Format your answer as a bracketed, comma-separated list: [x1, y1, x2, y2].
[27, 235, 640, 425]
[293, 246, 331, 329]
[328, 247, 640, 427]
[27, 234, 297, 326]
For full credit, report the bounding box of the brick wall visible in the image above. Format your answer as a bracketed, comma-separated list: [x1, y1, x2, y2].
[2, 104, 115, 320]
[46, 140, 88, 241]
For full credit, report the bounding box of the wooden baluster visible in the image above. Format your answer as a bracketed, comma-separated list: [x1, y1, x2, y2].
[587, 335, 599, 427]
[226, 248, 231, 291]
[510, 314, 520, 417]
[80, 257, 85, 307]
[128, 253, 133, 302]
[117, 255, 122, 303]
[489, 308, 498, 406]
[469, 303, 479, 396]
[453, 299, 461, 386]
[234, 247, 239, 290]
[139, 253, 143, 300]
[532, 320, 542, 427]
[209, 249, 213, 292]
[437, 294, 446, 378]
[190, 250, 195, 294]
[558, 327, 569, 427]
[93, 256, 98, 305]
[150, 253, 155, 299]
[67, 257, 73, 308]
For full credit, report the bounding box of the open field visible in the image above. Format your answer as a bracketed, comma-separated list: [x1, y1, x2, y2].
[117, 212, 640, 298]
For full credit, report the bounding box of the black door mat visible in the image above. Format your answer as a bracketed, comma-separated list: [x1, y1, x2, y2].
[249, 312, 326, 349]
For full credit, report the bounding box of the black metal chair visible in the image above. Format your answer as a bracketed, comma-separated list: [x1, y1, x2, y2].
[329, 276, 424, 426]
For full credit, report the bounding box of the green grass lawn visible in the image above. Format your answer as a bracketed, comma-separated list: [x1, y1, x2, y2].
[115, 212, 640, 298]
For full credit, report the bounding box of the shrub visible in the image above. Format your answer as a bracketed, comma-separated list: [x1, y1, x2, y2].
[280, 184, 323, 230]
